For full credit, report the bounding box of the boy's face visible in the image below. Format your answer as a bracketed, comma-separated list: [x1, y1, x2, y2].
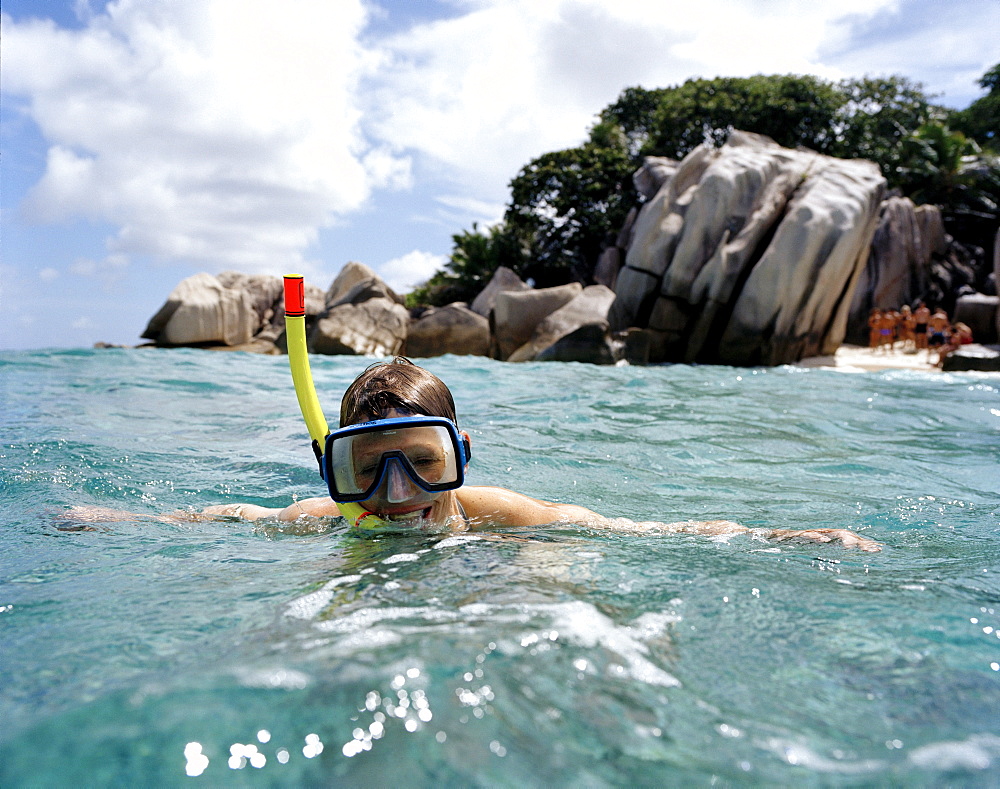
[352, 409, 464, 526]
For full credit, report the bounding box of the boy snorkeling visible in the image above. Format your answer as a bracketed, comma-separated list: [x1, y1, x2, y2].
[201, 358, 613, 529]
[64, 277, 876, 549]
[200, 357, 879, 552]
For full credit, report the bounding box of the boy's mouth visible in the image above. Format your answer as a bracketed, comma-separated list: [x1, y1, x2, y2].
[384, 507, 432, 523]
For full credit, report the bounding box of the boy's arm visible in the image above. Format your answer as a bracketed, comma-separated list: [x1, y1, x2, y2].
[59, 496, 340, 526]
[458, 486, 880, 551]
[201, 496, 339, 521]
[458, 486, 605, 527]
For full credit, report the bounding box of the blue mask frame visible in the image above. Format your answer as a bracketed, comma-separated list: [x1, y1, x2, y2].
[322, 416, 471, 503]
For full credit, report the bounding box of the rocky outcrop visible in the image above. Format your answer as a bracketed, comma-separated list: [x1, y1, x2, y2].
[310, 263, 408, 356]
[634, 157, 679, 201]
[142, 272, 258, 347]
[995, 227, 1000, 340]
[310, 300, 408, 356]
[216, 271, 286, 342]
[507, 285, 617, 362]
[533, 324, 617, 364]
[491, 283, 582, 360]
[942, 343, 1000, 372]
[324, 261, 404, 308]
[954, 293, 999, 345]
[846, 199, 942, 337]
[470, 266, 531, 318]
[150, 131, 994, 367]
[405, 303, 490, 358]
[610, 131, 886, 365]
[142, 270, 326, 351]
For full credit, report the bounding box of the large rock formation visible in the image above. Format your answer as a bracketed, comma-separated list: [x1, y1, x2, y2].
[142, 272, 258, 347]
[995, 226, 1000, 340]
[405, 303, 490, 357]
[309, 262, 409, 356]
[610, 132, 887, 365]
[492, 283, 582, 360]
[942, 343, 1000, 372]
[954, 293, 1000, 345]
[145, 129, 994, 367]
[469, 266, 532, 317]
[507, 285, 617, 362]
[846, 198, 944, 341]
[217, 271, 287, 342]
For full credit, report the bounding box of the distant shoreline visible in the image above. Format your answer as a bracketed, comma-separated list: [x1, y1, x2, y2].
[796, 344, 946, 373]
[8, 343, 998, 374]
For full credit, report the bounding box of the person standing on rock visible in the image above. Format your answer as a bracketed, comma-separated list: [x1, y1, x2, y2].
[868, 308, 882, 350]
[898, 305, 916, 351]
[927, 308, 951, 360]
[914, 302, 931, 351]
[877, 309, 896, 353]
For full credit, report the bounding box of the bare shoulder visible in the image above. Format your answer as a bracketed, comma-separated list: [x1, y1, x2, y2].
[457, 486, 604, 528]
[278, 496, 341, 520]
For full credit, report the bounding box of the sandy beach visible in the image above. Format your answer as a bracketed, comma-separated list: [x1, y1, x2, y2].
[796, 343, 944, 373]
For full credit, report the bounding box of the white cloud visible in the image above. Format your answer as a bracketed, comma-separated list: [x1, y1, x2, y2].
[3, 0, 402, 274]
[72, 316, 96, 330]
[3, 0, 997, 294]
[38, 267, 59, 282]
[69, 253, 130, 286]
[377, 250, 449, 294]
[435, 195, 505, 224]
[362, 0, 907, 196]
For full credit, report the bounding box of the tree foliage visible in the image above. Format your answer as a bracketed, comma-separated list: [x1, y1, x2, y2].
[642, 74, 845, 158]
[406, 223, 522, 308]
[899, 124, 984, 205]
[952, 62, 999, 151]
[406, 68, 998, 308]
[828, 76, 942, 182]
[503, 121, 635, 287]
[598, 86, 669, 156]
[898, 122, 1000, 254]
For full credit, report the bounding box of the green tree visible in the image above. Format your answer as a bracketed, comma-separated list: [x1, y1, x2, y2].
[406, 223, 522, 308]
[598, 85, 669, 156]
[952, 63, 999, 151]
[642, 74, 844, 158]
[898, 122, 1000, 254]
[829, 76, 942, 183]
[899, 123, 984, 204]
[504, 121, 636, 286]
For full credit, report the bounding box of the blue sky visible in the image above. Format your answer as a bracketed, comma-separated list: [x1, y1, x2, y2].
[2, 0, 997, 350]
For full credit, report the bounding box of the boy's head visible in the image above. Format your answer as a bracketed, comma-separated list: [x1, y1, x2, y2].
[340, 357, 458, 427]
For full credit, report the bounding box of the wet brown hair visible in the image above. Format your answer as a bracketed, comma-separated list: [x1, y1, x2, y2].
[339, 357, 458, 427]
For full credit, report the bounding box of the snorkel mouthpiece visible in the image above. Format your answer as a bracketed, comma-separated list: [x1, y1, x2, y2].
[283, 274, 391, 530]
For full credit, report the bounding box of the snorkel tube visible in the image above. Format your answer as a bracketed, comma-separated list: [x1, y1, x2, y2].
[283, 275, 390, 530]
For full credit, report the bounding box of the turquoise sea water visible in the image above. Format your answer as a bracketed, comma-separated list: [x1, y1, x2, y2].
[1, 348, 998, 786]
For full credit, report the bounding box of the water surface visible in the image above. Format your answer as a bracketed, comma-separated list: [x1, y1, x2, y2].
[1, 349, 998, 785]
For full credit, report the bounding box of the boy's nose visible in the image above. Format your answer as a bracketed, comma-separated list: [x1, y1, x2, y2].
[385, 459, 418, 503]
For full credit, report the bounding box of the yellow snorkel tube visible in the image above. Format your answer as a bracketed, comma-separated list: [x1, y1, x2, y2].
[283, 275, 389, 530]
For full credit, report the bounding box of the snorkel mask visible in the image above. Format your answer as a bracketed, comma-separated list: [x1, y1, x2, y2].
[325, 416, 469, 503]
[283, 276, 468, 529]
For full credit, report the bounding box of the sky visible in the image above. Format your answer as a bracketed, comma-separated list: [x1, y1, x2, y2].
[1, 0, 997, 350]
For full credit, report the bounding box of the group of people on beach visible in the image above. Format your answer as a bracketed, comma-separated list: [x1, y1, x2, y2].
[867, 302, 973, 365]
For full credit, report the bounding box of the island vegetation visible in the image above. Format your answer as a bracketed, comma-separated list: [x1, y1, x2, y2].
[408, 67, 1000, 309]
